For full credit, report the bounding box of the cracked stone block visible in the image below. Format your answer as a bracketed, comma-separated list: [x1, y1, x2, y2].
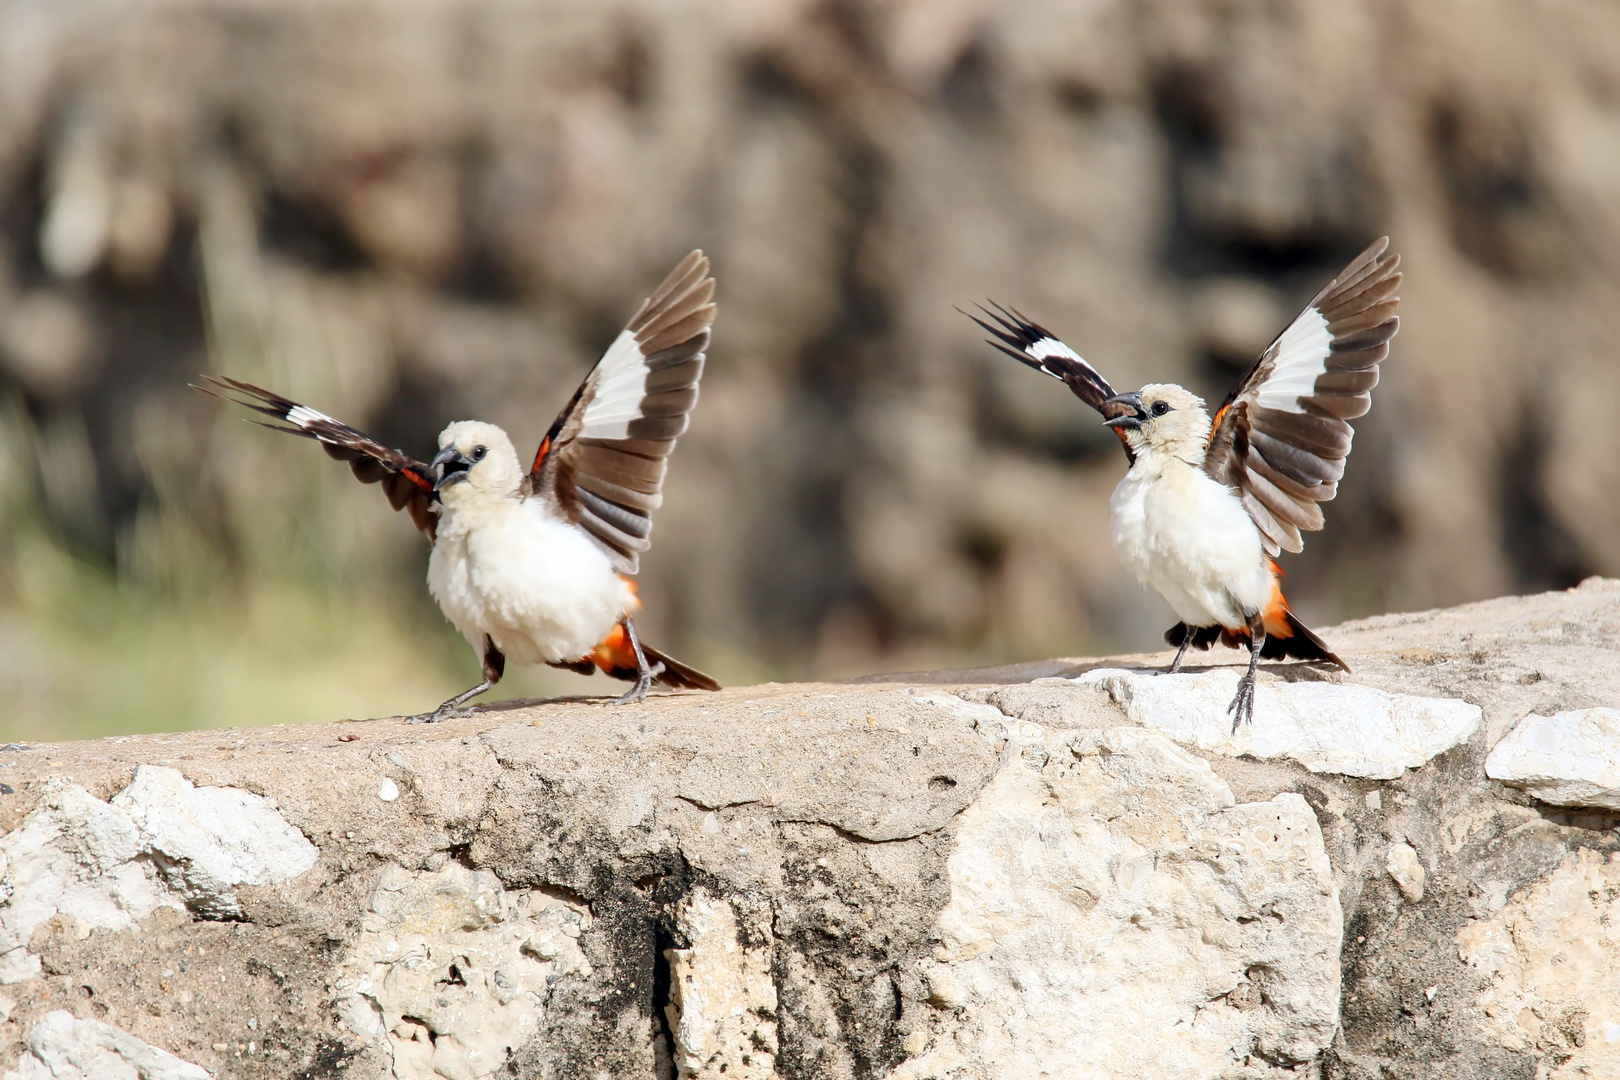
[334, 863, 594, 1080]
[886, 726, 1342, 1080]
[1485, 708, 1620, 809]
[663, 889, 777, 1079]
[1077, 668, 1482, 779]
[1457, 849, 1620, 1078]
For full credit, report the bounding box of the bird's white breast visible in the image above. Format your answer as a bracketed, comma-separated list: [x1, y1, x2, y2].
[427, 498, 627, 665]
[1109, 457, 1272, 629]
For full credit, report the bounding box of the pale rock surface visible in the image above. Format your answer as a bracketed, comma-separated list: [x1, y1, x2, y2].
[334, 863, 593, 1080]
[1484, 708, 1620, 810]
[109, 765, 320, 919]
[1456, 849, 1620, 1079]
[0, 588, 1611, 1079]
[1385, 843, 1425, 903]
[1078, 668, 1482, 779]
[663, 889, 778, 1079]
[886, 726, 1342, 1080]
[5, 1009, 210, 1080]
[0, 766, 317, 984]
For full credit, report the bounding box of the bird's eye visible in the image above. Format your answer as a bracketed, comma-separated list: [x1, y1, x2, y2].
[1150, 400, 1171, 417]
[471, 446, 487, 462]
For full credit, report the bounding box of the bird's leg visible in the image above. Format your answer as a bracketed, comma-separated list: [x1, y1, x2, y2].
[413, 638, 505, 723]
[613, 617, 665, 705]
[1165, 623, 1195, 674]
[1227, 615, 1265, 733]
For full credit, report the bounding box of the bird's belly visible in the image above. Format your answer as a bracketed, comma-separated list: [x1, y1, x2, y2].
[1110, 468, 1271, 629]
[428, 508, 624, 665]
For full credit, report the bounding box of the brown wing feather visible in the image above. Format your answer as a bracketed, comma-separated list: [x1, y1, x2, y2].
[1204, 238, 1401, 555]
[529, 252, 716, 573]
[194, 376, 440, 542]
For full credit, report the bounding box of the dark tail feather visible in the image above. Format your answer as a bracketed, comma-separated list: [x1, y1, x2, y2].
[1163, 615, 1350, 672]
[1165, 622, 1224, 651]
[1268, 610, 1351, 671]
[641, 645, 721, 691]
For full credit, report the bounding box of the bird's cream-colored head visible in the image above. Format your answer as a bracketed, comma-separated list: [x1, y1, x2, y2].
[432, 421, 523, 509]
[1103, 383, 1212, 463]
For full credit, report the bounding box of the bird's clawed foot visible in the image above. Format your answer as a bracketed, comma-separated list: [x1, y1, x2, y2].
[1226, 672, 1256, 733]
[613, 660, 665, 705]
[407, 705, 474, 725]
[409, 675, 495, 724]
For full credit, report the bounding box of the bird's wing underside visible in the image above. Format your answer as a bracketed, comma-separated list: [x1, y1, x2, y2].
[968, 302, 1137, 464]
[196, 376, 440, 542]
[1204, 238, 1402, 556]
[528, 250, 716, 574]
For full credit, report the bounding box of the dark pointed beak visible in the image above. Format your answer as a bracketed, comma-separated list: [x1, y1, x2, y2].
[1102, 390, 1147, 430]
[432, 445, 472, 491]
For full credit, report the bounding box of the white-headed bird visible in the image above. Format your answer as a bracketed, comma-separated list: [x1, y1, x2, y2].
[199, 251, 721, 720]
[972, 239, 1401, 728]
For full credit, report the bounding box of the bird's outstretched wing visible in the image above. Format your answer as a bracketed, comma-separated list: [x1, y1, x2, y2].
[1204, 238, 1402, 555]
[195, 376, 440, 542]
[528, 250, 716, 573]
[967, 302, 1137, 463]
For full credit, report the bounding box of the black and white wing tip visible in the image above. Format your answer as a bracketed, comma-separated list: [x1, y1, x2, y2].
[964, 301, 1121, 417]
[965, 301, 1079, 379]
[194, 375, 440, 538]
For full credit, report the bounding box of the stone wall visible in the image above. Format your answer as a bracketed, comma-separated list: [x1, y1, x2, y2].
[0, 580, 1614, 1078]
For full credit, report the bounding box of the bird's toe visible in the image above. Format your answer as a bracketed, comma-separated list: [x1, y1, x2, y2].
[613, 680, 652, 705]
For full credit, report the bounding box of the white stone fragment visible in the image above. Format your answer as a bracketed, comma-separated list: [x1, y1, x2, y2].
[1484, 707, 1620, 809]
[13, 1009, 211, 1079]
[1077, 668, 1481, 779]
[663, 889, 777, 1079]
[886, 725, 1343, 1080]
[112, 765, 321, 919]
[1386, 843, 1425, 903]
[1457, 848, 1620, 1076]
[335, 863, 593, 1080]
[377, 779, 400, 803]
[0, 767, 318, 981]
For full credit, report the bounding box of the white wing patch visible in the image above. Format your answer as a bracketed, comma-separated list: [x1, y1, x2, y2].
[286, 404, 338, 429]
[579, 330, 649, 440]
[1027, 336, 1084, 375]
[1255, 306, 1333, 414]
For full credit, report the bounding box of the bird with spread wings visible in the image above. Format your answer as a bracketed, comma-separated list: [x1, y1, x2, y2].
[971, 238, 1401, 728]
[199, 250, 721, 720]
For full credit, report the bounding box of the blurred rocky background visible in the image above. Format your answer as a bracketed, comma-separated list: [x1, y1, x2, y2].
[1, 0, 1618, 737]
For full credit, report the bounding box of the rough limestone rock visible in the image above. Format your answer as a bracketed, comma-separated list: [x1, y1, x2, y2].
[0, 766, 317, 985]
[7, 1009, 210, 1080]
[1077, 668, 1483, 779]
[891, 726, 1341, 1079]
[1386, 843, 1426, 904]
[0, 584, 1613, 1080]
[663, 889, 777, 1079]
[1456, 848, 1620, 1079]
[1485, 708, 1620, 809]
[334, 864, 594, 1080]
